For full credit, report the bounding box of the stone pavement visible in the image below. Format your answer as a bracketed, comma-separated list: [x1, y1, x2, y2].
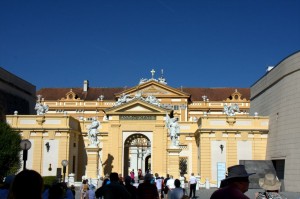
[75, 187, 300, 199]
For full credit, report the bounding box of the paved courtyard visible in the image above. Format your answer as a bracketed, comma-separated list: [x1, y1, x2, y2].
[75, 187, 300, 199]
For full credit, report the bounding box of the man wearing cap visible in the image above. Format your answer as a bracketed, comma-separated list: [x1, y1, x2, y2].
[210, 165, 255, 199]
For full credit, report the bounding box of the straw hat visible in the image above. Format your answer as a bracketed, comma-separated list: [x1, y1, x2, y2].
[259, 173, 281, 191]
[225, 165, 255, 180]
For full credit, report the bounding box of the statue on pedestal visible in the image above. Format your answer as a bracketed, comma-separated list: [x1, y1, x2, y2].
[166, 114, 180, 147]
[88, 117, 100, 146]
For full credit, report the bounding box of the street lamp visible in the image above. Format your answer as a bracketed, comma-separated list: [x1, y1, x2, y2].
[61, 159, 68, 183]
[20, 139, 31, 170]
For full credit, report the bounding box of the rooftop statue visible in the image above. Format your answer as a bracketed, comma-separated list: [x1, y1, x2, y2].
[88, 117, 100, 146]
[145, 95, 161, 107]
[114, 93, 162, 108]
[223, 103, 240, 116]
[114, 93, 132, 106]
[135, 91, 144, 99]
[138, 69, 167, 85]
[35, 102, 49, 115]
[158, 76, 167, 84]
[139, 78, 148, 85]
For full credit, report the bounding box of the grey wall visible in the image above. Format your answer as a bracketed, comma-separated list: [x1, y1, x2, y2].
[250, 51, 300, 192]
[0, 67, 36, 115]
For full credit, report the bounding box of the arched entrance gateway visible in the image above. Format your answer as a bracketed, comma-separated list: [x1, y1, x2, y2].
[124, 134, 151, 178]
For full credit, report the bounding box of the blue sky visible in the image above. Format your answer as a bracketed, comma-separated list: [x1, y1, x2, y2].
[1, 0, 299, 90]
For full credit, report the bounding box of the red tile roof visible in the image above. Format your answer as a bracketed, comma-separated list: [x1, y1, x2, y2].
[181, 88, 250, 101]
[37, 87, 250, 101]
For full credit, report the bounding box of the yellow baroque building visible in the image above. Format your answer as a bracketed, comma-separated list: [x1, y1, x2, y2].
[6, 76, 268, 186]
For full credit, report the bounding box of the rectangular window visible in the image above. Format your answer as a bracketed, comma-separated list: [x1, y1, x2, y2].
[72, 156, 76, 173]
[179, 157, 188, 174]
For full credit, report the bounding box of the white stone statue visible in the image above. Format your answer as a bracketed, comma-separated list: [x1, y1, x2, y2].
[139, 78, 148, 84]
[223, 103, 240, 116]
[88, 117, 100, 146]
[135, 91, 144, 99]
[145, 95, 161, 107]
[166, 114, 180, 147]
[114, 93, 131, 106]
[158, 76, 167, 85]
[35, 102, 49, 115]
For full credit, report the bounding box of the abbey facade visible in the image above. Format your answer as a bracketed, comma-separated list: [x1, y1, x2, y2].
[6, 74, 268, 187]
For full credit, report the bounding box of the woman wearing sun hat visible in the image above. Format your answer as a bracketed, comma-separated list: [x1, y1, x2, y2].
[255, 173, 287, 199]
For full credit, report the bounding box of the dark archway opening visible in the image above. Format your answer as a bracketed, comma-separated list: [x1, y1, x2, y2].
[124, 134, 151, 179]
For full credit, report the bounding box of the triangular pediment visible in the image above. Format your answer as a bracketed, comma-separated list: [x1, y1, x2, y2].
[105, 98, 170, 115]
[115, 80, 190, 98]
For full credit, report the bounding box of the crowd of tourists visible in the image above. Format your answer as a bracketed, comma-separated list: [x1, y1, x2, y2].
[0, 169, 76, 199]
[82, 171, 192, 199]
[0, 164, 286, 199]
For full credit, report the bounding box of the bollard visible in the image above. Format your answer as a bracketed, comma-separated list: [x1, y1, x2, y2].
[68, 173, 75, 186]
[205, 178, 210, 189]
[196, 175, 201, 190]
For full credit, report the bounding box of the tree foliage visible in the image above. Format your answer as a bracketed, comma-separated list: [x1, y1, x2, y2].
[0, 122, 22, 181]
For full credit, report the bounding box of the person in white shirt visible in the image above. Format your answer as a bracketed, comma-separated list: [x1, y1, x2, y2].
[179, 173, 186, 192]
[166, 175, 175, 199]
[189, 173, 197, 198]
[155, 173, 163, 198]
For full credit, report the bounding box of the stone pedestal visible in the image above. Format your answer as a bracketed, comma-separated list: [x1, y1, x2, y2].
[166, 147, 182, 179]
[196, 175, 201, 190]
[85, 146, 100, 186]
[68, 173, 75, 186]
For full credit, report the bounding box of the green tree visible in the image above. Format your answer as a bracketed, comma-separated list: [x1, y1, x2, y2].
[0, 122, 21, 181]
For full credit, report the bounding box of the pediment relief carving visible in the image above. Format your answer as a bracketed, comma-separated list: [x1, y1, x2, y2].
[140, 85, 172, 95]
[116, 80, 190, 98]
[105, 99, 169, 115]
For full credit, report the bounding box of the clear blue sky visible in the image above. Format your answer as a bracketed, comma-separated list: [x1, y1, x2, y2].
[1, 0, 299, 90]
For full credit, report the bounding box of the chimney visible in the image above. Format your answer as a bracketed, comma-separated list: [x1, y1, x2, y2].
[83, 80, 89, 92]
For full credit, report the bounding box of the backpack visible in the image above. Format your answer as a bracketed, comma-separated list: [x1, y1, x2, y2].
[83, 184, 88, 192]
